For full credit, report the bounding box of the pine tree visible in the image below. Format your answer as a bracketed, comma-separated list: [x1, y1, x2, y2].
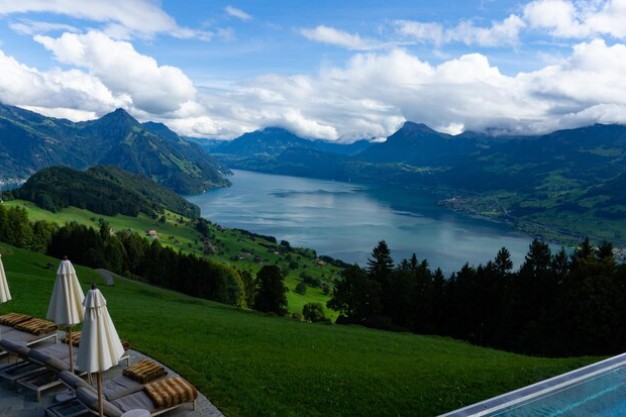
[254, 265, 288, 315]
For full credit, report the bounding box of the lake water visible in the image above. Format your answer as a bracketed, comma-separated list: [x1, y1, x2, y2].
[187, 170, 544, 274]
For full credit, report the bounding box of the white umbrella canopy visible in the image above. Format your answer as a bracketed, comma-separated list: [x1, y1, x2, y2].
[77, 285, 125, 417]
[0, 254, 11, 337]
[47, 258, 85, 372]
[0, 253, 11, 305]
[77, 285, 125, 372]
[47, 258, 85, 325]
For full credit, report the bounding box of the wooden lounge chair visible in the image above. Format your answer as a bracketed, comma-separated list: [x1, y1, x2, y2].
[59, 359, 167, 402]
[0, 313, 58, 353]
[0, 339, 47, 386]
[12, 340, 129, 401]
[74, 376, 198, 417]
[17, 347, 79, 401]
[0, 340, 78, 400]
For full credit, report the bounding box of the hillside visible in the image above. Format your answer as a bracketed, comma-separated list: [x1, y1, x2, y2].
[3, 199, 341, 316]
[0, 242, 597, 417]
[0, 104, 230, 193]
[12, 165, 201, 218]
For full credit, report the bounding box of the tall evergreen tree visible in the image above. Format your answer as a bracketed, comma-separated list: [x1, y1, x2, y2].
[367, 240, 393, 315]
[254, 265, 288, 315]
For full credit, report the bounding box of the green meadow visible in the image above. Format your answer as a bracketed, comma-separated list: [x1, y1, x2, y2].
[4, 200, 339, 318]
[1, 243, 597, 417]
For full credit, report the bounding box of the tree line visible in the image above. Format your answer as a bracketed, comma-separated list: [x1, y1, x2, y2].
[0, 203, 245, 307]
[329, 239, 626, 357]
[0, 203, 327, 321]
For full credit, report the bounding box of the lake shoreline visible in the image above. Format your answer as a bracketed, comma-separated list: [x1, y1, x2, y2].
[187, 169, 551, 274]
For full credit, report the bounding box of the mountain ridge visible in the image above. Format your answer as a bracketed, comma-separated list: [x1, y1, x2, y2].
[13, 164, 201, 218]
[0, 103, 230, 193]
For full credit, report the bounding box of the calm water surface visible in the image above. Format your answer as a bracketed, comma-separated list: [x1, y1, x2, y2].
[187, 170, 544, 274]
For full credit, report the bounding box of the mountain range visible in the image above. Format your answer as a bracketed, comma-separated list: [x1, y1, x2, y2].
[0, 103, 230, 194]
[3, 102, 626, 243]
[212, 121, 626, 243]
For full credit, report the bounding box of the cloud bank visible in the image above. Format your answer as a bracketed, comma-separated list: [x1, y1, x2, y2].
[0, 1, 626, 141]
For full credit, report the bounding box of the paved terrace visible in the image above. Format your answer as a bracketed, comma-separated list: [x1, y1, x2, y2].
[0, 346, 225, 417]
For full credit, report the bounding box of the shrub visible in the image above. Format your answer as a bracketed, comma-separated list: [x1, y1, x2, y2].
[295, 281, 307, 295]
[303, 302, 328, 323]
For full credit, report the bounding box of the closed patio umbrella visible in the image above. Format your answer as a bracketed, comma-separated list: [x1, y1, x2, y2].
[0, 253, 10, 306]
[77, 284, 125, 417]
[47, 257, 84, 372]
[0, 254, 11, 337]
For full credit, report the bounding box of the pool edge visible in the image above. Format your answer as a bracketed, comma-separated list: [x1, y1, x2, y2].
[439, 352, 626, 417]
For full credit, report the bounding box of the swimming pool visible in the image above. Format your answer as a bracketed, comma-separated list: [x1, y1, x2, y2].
[440, 353, 626, 417]
[486, 365, 626, 416]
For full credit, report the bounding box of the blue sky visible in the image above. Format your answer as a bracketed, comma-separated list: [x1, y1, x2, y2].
[0, 0, 625, 140]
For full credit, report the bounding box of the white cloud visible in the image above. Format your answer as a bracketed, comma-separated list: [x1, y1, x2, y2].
[225, 6, 252, 21]
[300, 26, 384, 51]
[0, 0, 211, 40]
[21, 105, 96, 121]
[9, 19, 78, 35]
[523, 0, 626, 39]
[396, 14, 525, 47]
[207, 41, 626, 139]
[3, 28, 626, 141]
[0, 48, 127, 111]
[34, 31, 196, 114]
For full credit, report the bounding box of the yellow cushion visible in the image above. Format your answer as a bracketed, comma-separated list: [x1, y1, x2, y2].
[0, 312, 32, 326]
[14, 317, 57, 335]
[61, 331, 82, 346]
[144, 377, 197, 409]
[123, 359, 166, 384]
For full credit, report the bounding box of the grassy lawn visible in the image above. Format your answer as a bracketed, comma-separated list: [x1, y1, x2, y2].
[4, 200, 340, 318]
[1, 243, 598, 417]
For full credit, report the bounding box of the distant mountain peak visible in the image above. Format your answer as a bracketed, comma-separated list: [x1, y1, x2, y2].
[98, 107, 139, 126]
[142, 121, 180, 142]
[399, 121, 438, 134]
[262, 126, 292, 133]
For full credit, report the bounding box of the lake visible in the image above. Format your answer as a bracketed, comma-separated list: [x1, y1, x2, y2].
[187, 170, 545, 274]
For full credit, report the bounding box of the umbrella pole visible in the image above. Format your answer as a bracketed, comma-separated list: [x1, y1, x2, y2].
[98, 370, 104, 417]
[68, 325, 74, 373]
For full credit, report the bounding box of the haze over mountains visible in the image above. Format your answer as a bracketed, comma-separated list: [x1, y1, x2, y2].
[0, 103, 230, 193]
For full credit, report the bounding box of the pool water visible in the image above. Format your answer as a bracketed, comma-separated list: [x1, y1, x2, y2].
[488, 366, 626, 416]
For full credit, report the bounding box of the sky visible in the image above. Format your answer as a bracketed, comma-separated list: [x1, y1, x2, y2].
[0, 0, 625, 141]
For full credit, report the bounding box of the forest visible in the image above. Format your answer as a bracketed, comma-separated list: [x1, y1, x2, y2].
[330, 240, 626, 356]
[0, 203, 246, 307]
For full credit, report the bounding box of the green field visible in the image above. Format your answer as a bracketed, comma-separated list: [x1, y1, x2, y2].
[4, 200, 339, 317]
[1, 243, 597, 417]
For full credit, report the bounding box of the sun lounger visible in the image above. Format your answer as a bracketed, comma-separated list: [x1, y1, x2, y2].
[59, 359, 167, 402]
[0, 340, 78, 400]
[0, 314, 58, 352]
[75, 376, 197, 417]
[60, 370, 144, 402]
[0, 339, 47, 386]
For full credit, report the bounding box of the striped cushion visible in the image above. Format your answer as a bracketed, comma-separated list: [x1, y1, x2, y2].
[14, 318, 57, 335]
[123, 359, 166, 383]
[144, 377, 197, 409]
[0, 312, 32, 326]
[61, 331, 82, 346]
